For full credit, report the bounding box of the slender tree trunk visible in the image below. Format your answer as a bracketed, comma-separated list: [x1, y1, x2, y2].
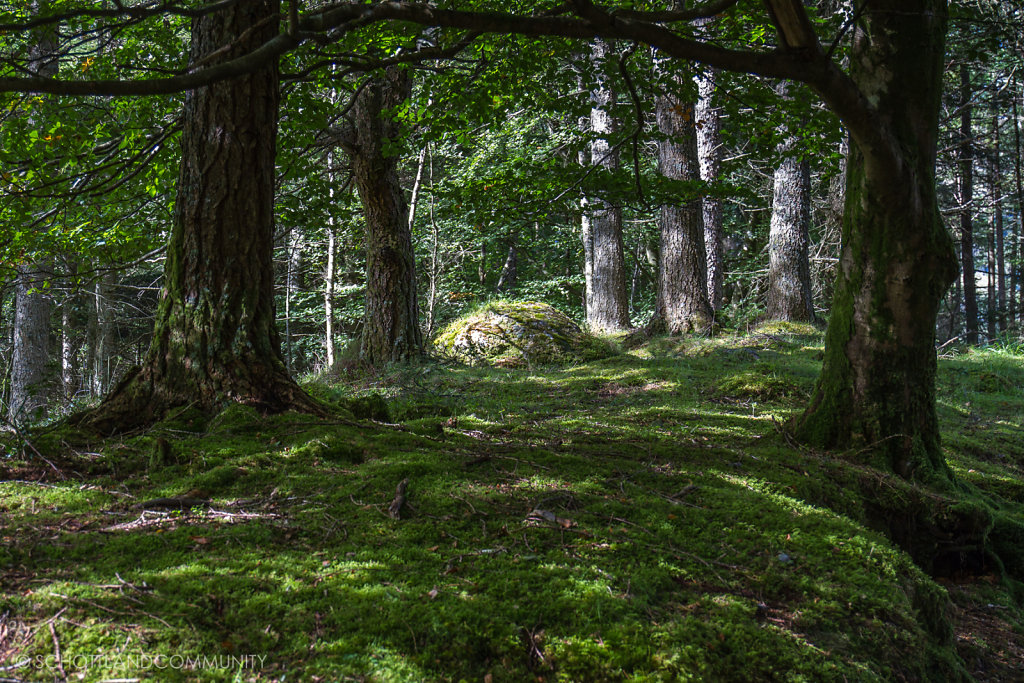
[75, 0, 320, 434]
[495, 240, 518, 293]
[60, 267, 76, 400]
[959, 65, 978, 344]
[1013, 82, 1024, 327]
[767, 125, 815, 322]
[581, 39, 631, 333]
[651, 59, 713, 334]
[91, 271, 114, 396]
[795, 0, 958, 481]
[349, 67, 423, 364]
[696, 66, 724, 310]
[991, 103, 1005, 332]
[408, 145, 427, 234]
[426, 144, 440, 339]
[284, 228, 304, 371]
[324, 152, 337, 370]
[61, 300, 74, 399]
[987, 224, 996, 340]
[478, 241, 487, 286]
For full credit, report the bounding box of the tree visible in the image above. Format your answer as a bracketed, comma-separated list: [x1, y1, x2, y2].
[695, 65, 724, 311]
[989, 92, 1006, 332]
[1013, 79, 1024, 327]
[766, 94, 815, 323]
[75, 0, 320, 434]
[959, 65, 979, 344]
[789, 0, 958, 480]
[650, 57, 713, 334]
[8, 1, 58, 423]
[332, 67, 424, 365]
[580, 39, 631, 333]
[0, 1, 970, 478]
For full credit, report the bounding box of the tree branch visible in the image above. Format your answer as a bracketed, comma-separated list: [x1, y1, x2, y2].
[611, 0, 741, 22]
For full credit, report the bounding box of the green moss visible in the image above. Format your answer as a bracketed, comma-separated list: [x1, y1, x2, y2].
[4, 327, 1021, 682]
[718, 368, 802, 401]
[346, 393, 390, 421]
[434, 300, 614, 366]
[207, 403, 262, 433]
[191, 464, 246, 493]
[291, 434, 366, 464]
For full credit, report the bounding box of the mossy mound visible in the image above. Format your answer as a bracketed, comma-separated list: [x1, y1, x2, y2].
[434, 301, 612, 366]
[717, 369, 802, 401]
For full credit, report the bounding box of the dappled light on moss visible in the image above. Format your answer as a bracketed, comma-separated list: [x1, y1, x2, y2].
[2, 329, 1021, 680]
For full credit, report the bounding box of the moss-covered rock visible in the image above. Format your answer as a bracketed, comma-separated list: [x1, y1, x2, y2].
[434, 301, 613, 366]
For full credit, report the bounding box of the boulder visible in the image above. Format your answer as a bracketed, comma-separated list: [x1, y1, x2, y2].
[434, 301, 611, 366]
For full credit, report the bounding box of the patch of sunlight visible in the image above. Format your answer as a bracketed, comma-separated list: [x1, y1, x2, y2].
[710, 471, 834, 519]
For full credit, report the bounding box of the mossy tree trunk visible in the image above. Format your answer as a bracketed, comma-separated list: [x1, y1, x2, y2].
[76, 0, 321, 434]
[348, 67, 423, 365]
[794, 0, 958, 480]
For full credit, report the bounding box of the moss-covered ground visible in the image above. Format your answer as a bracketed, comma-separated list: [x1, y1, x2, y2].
[2, 325, 1022, 682]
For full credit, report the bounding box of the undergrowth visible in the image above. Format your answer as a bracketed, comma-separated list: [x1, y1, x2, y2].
[1, 326, 1021, 682]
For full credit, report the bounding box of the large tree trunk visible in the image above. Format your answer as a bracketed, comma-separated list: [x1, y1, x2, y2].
[75, 0, 319, 434]
[350, 68, 423, 365]
[795, 0, 957, 481]
[9, 2, 57, 423]
[959, 65, 979, 344]
[695, 66, 724, 310]
[581, 39, 631, 333]
[766, 130, 815, 322]
[8, 266, 51, 422]
[651, 61, 713, 334]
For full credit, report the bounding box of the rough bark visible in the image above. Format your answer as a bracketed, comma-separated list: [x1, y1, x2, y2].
[74, 0, 321, 435]
[959, 65, 978, 344]
[9, 266, 51, 422]
[581, 39, 631, 333]
[9, 2, 56, 423]
[350, 67, 423, 365]
[767, 130, 815, 322]
[795, 0, 958, 481]
[695, 66, 724, 310]
[652, 60, 713, 334]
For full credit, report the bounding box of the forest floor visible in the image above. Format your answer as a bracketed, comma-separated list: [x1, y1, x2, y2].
[1, 324, 1023, 682]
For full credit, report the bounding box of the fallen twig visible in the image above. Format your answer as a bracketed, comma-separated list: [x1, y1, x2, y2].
[48, 622, 66, 681]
